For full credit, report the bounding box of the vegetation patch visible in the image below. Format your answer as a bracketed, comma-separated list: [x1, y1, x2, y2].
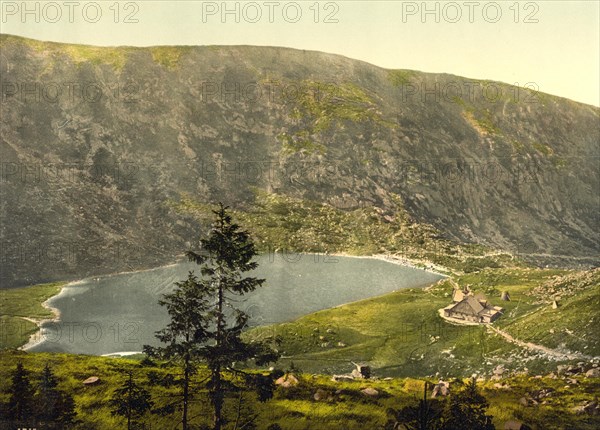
[169, 191, 521, 274]
[150, 46, 192, 69]
[387, 70, 416, 87]
[276, 80, 396, 153]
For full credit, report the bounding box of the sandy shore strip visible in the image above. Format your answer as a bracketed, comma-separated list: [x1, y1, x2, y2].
[331, 252, 451, 278]
[19, 283, 71, 351]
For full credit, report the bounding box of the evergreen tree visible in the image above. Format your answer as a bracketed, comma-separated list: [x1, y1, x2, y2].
[109, 371, 153, 430]
[440, 378, 494, 430]
[185, 203, 279, 430]
[145, 203, 279, 430]
[144, 271, 211, 429]
[6, 361, 35, 425]
[34, 363, 76, 428]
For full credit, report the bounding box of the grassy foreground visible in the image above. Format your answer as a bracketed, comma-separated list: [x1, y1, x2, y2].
[0, 350, 599, 429]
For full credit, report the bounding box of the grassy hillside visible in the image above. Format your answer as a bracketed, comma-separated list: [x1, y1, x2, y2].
[244, 267, 597, 378]
[1, 350, 598, 429]
[500, 270, 600, 356]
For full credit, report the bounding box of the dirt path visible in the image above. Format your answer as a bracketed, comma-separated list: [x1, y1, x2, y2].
[487, 325, 592, 361]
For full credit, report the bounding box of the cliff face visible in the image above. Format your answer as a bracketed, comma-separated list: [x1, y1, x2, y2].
[1, 35, 598, 287]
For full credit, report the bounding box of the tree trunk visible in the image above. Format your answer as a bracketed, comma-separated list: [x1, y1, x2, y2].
[213, 259, 224, 430]
[183, 338, 190, 430]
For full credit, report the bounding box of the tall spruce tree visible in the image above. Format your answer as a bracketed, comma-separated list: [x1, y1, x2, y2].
[109, 371, 153, 430]
[143, 271, 211, 429]
[7, 361, 35, 425]
[146, 203, 279, 430]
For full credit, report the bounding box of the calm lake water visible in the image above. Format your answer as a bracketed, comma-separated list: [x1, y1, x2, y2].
[29, 254, 443, 355]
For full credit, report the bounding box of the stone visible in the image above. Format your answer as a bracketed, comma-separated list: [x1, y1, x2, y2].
[585, 368, 600, 378]
[275, 374, 299, 388]
[83, 376, 100, 385]
[431, 381, 450, 398]
[504, 420, 531, 430]
[331, 375, 354, 382]
[361, 387, 379, 397]
[313, 388, 329, 402]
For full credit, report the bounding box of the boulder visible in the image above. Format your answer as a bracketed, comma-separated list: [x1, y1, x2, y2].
[331, 375, 354, 382]
[83, 376, 100, 386]
[504, 420, 531, 430]
[275, 374, 299, 388]
[313, 388, 330, 402]
[361, 387, 379, 397]
[431, 381, 450, 398]
[585, 368, 600, 378]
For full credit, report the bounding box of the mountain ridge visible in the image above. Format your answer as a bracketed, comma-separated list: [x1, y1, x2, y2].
[1, 34, 598, 287]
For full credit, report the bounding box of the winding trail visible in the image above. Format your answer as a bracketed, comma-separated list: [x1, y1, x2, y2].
[486, 325, 593, 361]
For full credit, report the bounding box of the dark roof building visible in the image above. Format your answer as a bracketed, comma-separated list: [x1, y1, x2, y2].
[442, 288, 503, 323]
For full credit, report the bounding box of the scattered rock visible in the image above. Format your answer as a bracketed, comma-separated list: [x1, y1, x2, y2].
[331, 375, 354, 382]
[83, 376, 100, 386]
[361, 387, 379, 397]
[518, 397, 538, 407]
[313, 388, 330, 402]
[504, 420, 532, 430]
[275, 374, 299, 388]
[337, 342, 346, 348]
[586, 368, 600, 378]
[493, 383, 511, 390]
[571, 401, 599, 416]
[431, 381, 450, 398]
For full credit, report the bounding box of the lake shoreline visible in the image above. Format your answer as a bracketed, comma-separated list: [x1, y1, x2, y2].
[19, 285, 68, 351]
[18, 252, 446, 353]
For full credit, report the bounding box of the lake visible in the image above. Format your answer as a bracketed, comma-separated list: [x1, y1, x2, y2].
[28, 254, 443, 355]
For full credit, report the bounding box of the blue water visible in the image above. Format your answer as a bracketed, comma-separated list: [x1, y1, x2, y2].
[29, 254, 443, 355]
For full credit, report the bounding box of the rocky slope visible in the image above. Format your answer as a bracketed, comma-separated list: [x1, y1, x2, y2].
[1, 35, 598, 287]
